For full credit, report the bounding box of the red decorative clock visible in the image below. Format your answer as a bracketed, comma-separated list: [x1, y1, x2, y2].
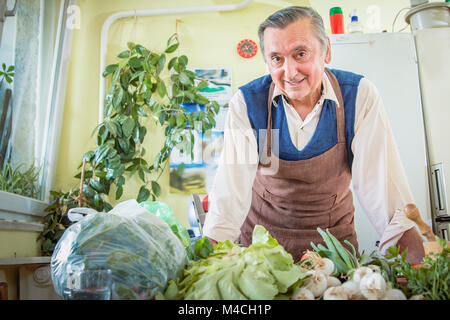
[237, 39, 258, 58]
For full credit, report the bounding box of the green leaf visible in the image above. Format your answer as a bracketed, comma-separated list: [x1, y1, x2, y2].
[158, 111, 167, 125]
[168, 57, 177, 71]
[157, 81, 167, 98]
[176, 113, 186, 128]
[194, 237, 214, 259]
[166, 33, 179, 48]
[42, 239, 54, 252]
[138, 168, 145, 183]
[94, 144, 111, 163]
[179, 72, 193, 86]
[136, 105, 147, 117]
[165, 43, 179, 54]
[103, 64, 118, 77]
[115, 185, 123, 200]
[137, 186, 150, 202]
[129, 57, 143, 69]
[178, 55, 188, 67]
[151, 180, 161, 197]
[118, 50, 131, 58]
[195, 94, 209, 105]
[116, 176, 125, 187]
[138, 126, 147, 144]
[122, 117, 135, 138]
[212, 101, 220, 113]
[157, 54, 166, 74]
[197, 80, 208, 90]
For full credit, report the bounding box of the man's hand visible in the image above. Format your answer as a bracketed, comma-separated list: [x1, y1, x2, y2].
[396, 227, 426, 264]
[208, 238, 218, 245]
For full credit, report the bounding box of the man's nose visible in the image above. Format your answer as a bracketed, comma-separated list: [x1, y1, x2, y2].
[283, 58, 297, 80]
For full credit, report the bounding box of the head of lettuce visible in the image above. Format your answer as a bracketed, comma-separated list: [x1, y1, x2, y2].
[161, 224, 308, 300]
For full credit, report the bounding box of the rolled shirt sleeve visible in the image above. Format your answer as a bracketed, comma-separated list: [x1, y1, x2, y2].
[351, 78, 416, 254]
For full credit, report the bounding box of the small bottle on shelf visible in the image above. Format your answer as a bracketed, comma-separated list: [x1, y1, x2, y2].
[347, 10, 363, 33]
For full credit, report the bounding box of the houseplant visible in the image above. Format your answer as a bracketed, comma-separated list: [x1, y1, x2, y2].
[39, 34, 220, 255]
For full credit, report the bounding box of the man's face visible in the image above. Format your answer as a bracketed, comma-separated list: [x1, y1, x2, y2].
[263, 18, 331, 107]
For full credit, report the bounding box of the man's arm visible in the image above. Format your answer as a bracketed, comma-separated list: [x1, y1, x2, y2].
[351, 78, 424, 263]
[202, 90, 259, 243]
[397, 227, 425, 264]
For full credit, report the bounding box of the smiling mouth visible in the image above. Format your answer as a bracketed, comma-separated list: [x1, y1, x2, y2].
[285, 78, 305, 86]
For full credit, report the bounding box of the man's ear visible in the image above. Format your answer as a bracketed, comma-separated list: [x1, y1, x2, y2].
[324, 37, 331, 64]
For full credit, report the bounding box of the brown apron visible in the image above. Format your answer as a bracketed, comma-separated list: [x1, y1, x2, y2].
[240, 69, 359, 262]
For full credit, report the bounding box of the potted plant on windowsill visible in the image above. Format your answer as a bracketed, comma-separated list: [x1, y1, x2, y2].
[39, 33, 221, 255]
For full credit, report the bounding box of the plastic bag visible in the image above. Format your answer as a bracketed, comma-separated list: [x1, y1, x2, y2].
[50, 199, 188, 300]
[140, 201, 194, 260]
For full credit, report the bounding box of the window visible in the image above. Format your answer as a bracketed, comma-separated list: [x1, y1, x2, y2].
[0, 0, 76, 224]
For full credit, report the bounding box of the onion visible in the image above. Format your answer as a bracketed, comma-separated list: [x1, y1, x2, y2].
[323, 286, 350, 300]
[359, 273, 387, 300]
[291, 287, 315, 300]
[321, 258, 336, 276]
[367, 264, 381, 273]
[326, 276, 341, 288]
[383, 288, 407, 300]
[304, 270, 328, 298]
[341, 280, 365, 300]
[350, 266, 373, 284]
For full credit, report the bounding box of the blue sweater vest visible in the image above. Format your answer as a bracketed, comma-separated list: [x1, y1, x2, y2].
[239, 69, 363, 170]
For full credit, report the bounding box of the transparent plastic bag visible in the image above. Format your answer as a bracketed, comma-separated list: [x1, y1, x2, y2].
[140, 201, 194, 260]
[50, 199, 188, 300]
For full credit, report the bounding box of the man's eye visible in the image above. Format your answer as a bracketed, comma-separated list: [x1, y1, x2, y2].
[271, 56, 282, 63]
[297, 51, 307, 58]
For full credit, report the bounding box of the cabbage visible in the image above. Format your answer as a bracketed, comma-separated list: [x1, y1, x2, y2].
[161, 225, 308, 300]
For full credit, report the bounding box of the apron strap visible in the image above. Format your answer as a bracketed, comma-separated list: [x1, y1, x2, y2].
[324, 68, 346, 143]
[266, 82, 275, 157]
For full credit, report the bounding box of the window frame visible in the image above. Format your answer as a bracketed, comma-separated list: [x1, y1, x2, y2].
[0, 0, 77, 225]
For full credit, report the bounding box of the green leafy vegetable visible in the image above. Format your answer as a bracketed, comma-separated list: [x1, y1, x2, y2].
[311, 227, 373, 275]
[385, 237, 449, 300]
[163, 225, 309, 300]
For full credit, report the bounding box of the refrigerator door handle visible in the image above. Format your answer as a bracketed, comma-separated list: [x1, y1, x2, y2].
[431, 163, 447, 215]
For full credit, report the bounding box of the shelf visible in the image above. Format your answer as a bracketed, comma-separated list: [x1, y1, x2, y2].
[0, 257, 51, 266]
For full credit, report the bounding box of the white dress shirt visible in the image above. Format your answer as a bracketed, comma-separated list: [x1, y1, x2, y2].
[202, 71, 416, 255]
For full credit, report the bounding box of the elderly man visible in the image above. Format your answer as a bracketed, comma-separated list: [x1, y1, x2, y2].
[202, 6, 425, 263]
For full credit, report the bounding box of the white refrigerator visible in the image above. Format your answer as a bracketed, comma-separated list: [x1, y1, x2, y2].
[413, 27, 450, 240]
[328, 32, 432, 254]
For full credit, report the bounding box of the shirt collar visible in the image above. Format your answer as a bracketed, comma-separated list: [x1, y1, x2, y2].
[271, 71, 340, 108]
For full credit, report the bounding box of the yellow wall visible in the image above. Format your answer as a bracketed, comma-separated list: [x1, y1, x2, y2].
[55, 0, 417, 227]
[0, 230, 41, 299]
